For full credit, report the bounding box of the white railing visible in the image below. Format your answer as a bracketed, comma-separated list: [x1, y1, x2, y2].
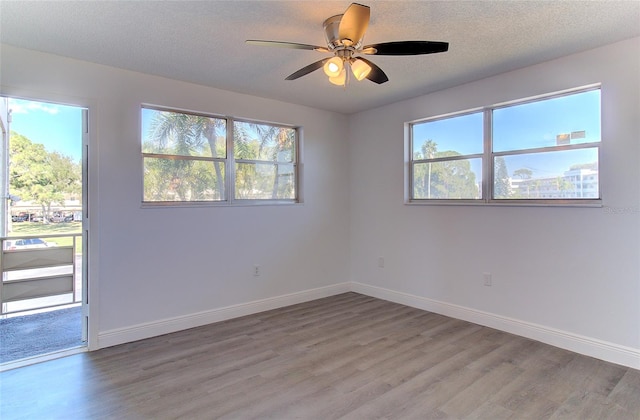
[0, 234, 82, 315]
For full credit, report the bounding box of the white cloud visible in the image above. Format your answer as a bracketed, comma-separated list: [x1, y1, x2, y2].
[9, 99, 60, 115]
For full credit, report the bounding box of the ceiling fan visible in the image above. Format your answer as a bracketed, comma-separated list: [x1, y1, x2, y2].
[246, 3, 449, 86]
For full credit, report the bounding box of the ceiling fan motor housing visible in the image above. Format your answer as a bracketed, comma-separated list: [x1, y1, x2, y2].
[324, 14, 364, 50]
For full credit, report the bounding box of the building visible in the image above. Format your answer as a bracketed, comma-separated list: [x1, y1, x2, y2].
[510, 167, 599, 199]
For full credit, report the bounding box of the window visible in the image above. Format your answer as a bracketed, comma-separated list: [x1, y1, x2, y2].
[408, 87, 601, 205]
[142, 106, 299, 204]
[233, 121, 297, 201]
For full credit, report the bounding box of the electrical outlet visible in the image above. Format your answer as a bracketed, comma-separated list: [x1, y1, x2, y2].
[378, 257, 384, 268]
[483, 272, 492, 286]
[254, 265, 260, 277]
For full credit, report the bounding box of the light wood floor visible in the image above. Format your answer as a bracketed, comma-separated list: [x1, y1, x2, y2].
[1, 292, 639, 419]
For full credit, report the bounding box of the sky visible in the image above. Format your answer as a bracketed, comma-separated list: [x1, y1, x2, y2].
[7, 98, 83, 162]
[412, 89, 601, 179]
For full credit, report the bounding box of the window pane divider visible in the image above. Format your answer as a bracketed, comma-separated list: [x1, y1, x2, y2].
[235, 159, 295, 165]
[143, 153, 224, 163]
[492, 142, 600, 158]
[484, 108, 493, 202]
[412, 153, 483, 165]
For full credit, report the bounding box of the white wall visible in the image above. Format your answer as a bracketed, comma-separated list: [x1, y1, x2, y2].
[0, 45, 351, 346]
[349, 37, 640, 367]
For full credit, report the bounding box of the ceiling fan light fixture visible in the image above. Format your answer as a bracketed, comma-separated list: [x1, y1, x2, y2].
[351, 58, 372, 81]
[329, 69, 347, 86]
[323, 56, 344, 77]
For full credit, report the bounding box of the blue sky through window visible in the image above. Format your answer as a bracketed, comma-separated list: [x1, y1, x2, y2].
[493, 89, 601, 152]
[413, 111, 484, 156]
[8, 98, 82, 162]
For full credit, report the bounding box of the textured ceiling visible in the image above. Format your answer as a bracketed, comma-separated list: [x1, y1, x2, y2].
[1, 1, 639, 114]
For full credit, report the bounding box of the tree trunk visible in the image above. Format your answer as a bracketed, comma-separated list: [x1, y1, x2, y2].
[205, 128, 225, 200]
[271, 164, 280, 199]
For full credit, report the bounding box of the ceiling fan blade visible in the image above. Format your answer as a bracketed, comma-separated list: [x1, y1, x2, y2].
[285, 59, 330, 80]
[246, 40, 329, 52]
[363, 41, 449, 56]
[356, 57, 388, 84]
[338, 3, 370, 45]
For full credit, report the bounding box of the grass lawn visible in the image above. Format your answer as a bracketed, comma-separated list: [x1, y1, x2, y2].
[9, 221, 82, 248]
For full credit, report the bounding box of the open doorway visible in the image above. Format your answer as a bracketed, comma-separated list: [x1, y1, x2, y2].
[0, 97, 88, 366]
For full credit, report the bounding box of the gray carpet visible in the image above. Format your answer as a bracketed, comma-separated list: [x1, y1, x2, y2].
[0, 306, 83, 363]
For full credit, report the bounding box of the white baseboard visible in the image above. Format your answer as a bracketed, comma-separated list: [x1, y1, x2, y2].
[351, 282, 640, 370]
[97, 282, 350, 349]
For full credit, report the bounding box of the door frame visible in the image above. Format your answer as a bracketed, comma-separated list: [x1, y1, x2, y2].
[0, 91, 98, 351]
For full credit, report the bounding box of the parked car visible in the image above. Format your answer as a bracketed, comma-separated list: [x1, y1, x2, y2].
[11, 215, 27, 222]
[4, 238, 55, 250]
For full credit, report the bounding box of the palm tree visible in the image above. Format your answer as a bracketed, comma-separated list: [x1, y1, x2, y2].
[146, 111, 226, 200]
[421, 140, 437, 198]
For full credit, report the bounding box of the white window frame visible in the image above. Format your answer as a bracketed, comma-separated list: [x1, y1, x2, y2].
[406, 85, 602, 206]
[141, 105, 300, 206]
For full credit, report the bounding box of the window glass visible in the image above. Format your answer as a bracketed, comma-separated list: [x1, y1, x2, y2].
[412, 112, 484, 158]
[235, 162, 295, 200]
[233, 121, 295, 162]
[143, 157, 225, 201]
[494, 148, 598, 199]
[142, 108, 226, 158]
[493, 90, 601, 153]
[413, 158, 482, 199]
[233, 120, 297, 201]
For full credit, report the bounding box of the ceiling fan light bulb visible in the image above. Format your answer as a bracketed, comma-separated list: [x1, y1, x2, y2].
[329, 69, 347, 86]
[323, 57, 344, 77]
[351, 59, 372, 81]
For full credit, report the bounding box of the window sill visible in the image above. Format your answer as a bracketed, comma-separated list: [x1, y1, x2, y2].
[141, 200, 301, 209]
[406, 199, 603, 208]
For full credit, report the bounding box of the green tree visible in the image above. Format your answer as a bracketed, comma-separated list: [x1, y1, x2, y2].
[510, 168, 535, 198]
[513, 168, 533, 180]
[421, 140, 437, 198]
[430, 151, 478, 199]
[10, 131, 81, 221]
[493, 157, 510, 198]
[412, 140, 478, 199]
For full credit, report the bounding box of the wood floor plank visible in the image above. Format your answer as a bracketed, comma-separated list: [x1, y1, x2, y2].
[439, 362, 523, 418]
[1, 292, 638, 420]
[338, 339, 502, 419]
[603, 368, 640, 415]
